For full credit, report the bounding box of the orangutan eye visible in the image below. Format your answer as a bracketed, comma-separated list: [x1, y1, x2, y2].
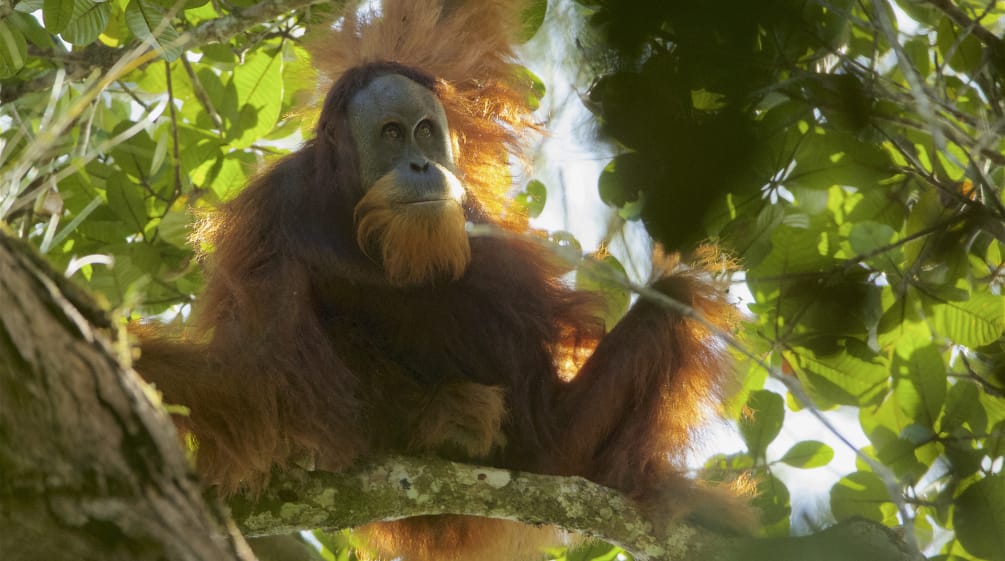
[382, 123, 404, 140]
[416, 120, 434, 138]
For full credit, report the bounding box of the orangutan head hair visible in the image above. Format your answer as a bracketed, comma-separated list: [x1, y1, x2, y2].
[308, 0, 537, 229]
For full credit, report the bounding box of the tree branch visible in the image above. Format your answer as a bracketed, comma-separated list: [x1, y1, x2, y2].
[181, 0, 333, 48]
[2, 0, 339, 104]
[228, 455, 924, 561]
[925, 0, 1005, 52]
[230, 455, 687, 557]
[0, 227, 252, 561]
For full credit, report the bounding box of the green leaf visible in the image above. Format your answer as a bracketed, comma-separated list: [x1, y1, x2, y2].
[800, 73, 872, 131]
[8, 11, 56, 49]
[564, 541, 623, 561]
[92, 251, 150, 306]
[859, 397, 928, 481]
[955, 474, 1005, 561]
[518, 0, 547, 42]
[929, 292, 1005, 348]
[691, 88, 728, 111]
[515, 179, 547, 218]
[902, 35, 931, 77]
[549, 230, 582, 261]
[779, 440, 834, 468]
[877, 289, 930, 353]
[848, 220, 900, 273]
[130, 241, 163, 275]
[722, 203, 784, 268]
[899, 423, 934, 445]
[754, 472, 791, 536]
[14, 0, 43, 13]
[43, 0, 74, 33]
[520, 65, 546, 110]
[983, 391, 1005, 428]
[0, 21, 27, 78]
[941, 380, 987, 434]
[937, 18, 983, 74]
[208, 151, 254, 200]
[61, 0, 111, 45]
[749, 224, 836, 280]
[892, 344, 946, 426]
[110, 124, 157, 182]
[176, 126, 223, 181]
[739, 390, 784, 458]
[787, 128, 894, 191]
[788, 342, 889, 406]
[97, 0, 131, 48]
[199, 42, 236, 64]
[156, 204, 192, 248]
[280, 44, 317, 109]
[575, 254, 630, 331]
[894, 0, 942, 27]
[106, 173, 149, 233]
[230, 47, 283, 149]
[830, 471, 895, 523]
[597, 153, 649, 212]
[846, 175, 909, 228]
[125, 0, 182, 61]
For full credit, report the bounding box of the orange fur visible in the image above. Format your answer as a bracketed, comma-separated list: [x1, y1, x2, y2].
[134, 2, 756, 560]
[408, 382, 509, 459]
[310, 0, 535, 229]
[360, 517, 561, 561]
[355, 170, 471, 286]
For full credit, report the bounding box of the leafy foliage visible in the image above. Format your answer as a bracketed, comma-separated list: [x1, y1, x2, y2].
[1, 0, 1003, 560]
[577, 0, 1005, 558]
[1, 0, 326, 314]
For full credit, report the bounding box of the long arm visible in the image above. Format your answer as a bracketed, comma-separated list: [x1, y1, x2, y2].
[131, 153, 369, 492]
[551, 272, 742, 506]
[135, 310, 370, 494]
[547, 271, 759, 533]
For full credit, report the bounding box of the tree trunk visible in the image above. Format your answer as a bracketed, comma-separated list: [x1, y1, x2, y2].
[0, 229, 250, 561]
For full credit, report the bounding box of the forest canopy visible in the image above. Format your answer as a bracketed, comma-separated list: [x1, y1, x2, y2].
[1, 0, 1003, 560]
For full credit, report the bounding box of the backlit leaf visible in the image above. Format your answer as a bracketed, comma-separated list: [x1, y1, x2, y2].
[830, 471, 896, 523]
[516, 179, 547, 218]
[42, 0, 74, 33]
[61, 0, 111, 45]
[929, 292, 1005, 348]
[955, 475, 1005, 561]
[0, 21, 26, 78]
[739, 390, 784, 458]
[892, 344, 945, 427]
[125, 0, 183, 61]
[779, 440, 834, 468]
[230, 47, 283, 148]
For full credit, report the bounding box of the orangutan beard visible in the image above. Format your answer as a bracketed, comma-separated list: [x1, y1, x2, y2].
[354, 171, 471, 286]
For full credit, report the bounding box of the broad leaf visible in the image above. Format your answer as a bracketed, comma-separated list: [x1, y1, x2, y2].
[830, 471, 896, 523]
[0, 21, 27, 78]
[230, 47, 283, 149]
[61, 0, 111, 45]
[125, 0, 183, 61]
[955, 475, 1005, 561]
[42, 0, 74, 34]
[779, 440, 834, 468]
[739, 390, 784, 459]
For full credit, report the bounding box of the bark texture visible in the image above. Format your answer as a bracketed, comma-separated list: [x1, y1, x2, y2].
[230, 455, 926, 561]
[0, 230, 250, 561]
